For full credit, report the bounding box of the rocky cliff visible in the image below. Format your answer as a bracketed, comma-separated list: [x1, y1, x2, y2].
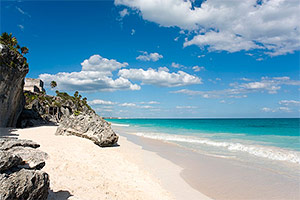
[18, 90, 119, 147]
[0, 44, 29, 127]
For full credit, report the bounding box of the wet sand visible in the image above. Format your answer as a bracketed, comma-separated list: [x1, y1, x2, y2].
[115, 127, 300, 200]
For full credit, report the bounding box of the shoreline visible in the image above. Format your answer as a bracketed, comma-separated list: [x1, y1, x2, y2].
[2, 125, 299, 199]
[1, 125, 211, 200]
[112, 125, 300, 200]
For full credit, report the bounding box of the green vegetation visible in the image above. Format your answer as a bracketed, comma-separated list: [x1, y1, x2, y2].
[50, 81, 57, 88]
[0, 32, 29, 55]
[24, 89, 95, 116]
[74, 110, 81, 116]
[0, 32, 29, 67]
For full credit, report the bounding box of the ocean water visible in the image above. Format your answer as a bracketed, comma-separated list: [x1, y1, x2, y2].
[107, 118, 300, 166]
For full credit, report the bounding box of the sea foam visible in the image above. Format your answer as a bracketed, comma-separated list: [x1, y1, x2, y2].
[135, 132, 300, 165]
[111, 123, 130, 127]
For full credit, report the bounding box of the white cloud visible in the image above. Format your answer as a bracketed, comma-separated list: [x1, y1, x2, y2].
[119, 67, 202, 87]
[171, 62, 184, 68]
[119, 8, 129, 18]
[81, 55, 127, 74]
[279, 100, 300, 106]
[240, 78, 253, 82]
[136, 51, 163, 62]
[18, 24, 24, 31]
[115, 0, 300, 56]
[120, 103, 136, 107]
[261, 107, 291, 113]
[172, 76, 300, 98]
[192, 66, 205, 72]
[208, 78, 221, 84]
[94, 107, 114, 113]
[261, 107, 273, 112]
[89, 99, 116, 105]
[176, 106, 197, 109]
[262, 99, 300, 113]
[39, 54, 141, 92]
[119, 102, 154, 109]
[140, 101, 160, 104]
[16, 6, 31, 18]
[140, 105, 153, 109]
[131, 29, 136, 35]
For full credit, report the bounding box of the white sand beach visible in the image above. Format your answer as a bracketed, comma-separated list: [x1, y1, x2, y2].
[3, 126, 211, 200]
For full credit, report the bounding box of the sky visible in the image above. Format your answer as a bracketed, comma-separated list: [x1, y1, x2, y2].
[1, 0, 300, 118]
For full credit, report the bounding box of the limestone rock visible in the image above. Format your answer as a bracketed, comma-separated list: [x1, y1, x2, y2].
[0, 151, 22, 173]
[0, 138, 49, 199]
[7, 147, 48, 170]
[0, 138, 40, 151]
[0, 43, 29, 127]
[56, 113, 119, 147]
[0, 169, 49, 200]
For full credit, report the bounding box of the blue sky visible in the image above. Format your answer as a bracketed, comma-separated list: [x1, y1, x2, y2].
[1, 0, 300, 118]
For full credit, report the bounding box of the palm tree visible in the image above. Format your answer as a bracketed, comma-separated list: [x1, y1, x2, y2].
[21, 47, 29, 55]
[50, 81, 57, 88]
[0, 32, 23, 51]
[11, 37, 18, 48]
[0, 32, 12, 45]
[74, 91, 79, 98]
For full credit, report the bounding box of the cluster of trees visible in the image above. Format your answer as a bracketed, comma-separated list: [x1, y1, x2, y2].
[0, 32, 29, 55]
[51, 81, 88, 104]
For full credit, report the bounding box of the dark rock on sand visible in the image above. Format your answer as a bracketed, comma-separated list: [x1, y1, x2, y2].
[0, 138, 49, 200]
[0, 151, 22, 173]
[0, 138, 40, 151]
[0, 169, 49, 200]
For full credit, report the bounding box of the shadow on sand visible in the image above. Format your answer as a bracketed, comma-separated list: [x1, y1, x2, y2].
[48, 190, 75, 200]
[0, 128, 19, 138]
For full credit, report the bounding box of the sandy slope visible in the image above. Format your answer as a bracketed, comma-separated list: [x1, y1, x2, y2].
[4, 126, 210, 200]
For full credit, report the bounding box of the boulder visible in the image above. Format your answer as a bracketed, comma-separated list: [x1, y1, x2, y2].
[56, 113, 119, 147]
[0, 169, 49, 200]
[0, 138, 40, 151]
[0, 151, 22, 173]
[0, 138, 49, 200]
[7, 147, 48, 170]
[0, 43, 29, 127]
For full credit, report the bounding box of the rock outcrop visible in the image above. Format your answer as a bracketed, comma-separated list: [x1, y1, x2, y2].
[17, 91, 95, 128]
[0, 138, 49, 200]
[0, 44, 29, 127]
[56, 113, 119, 147]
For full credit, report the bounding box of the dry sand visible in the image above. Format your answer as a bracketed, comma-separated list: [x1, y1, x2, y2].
[2, 126, 211, 200]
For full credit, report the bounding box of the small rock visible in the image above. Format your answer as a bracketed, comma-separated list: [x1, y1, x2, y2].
[0, 138, 40, 151]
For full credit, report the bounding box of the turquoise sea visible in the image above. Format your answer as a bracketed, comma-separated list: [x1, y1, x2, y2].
[107, 118, 300, 165]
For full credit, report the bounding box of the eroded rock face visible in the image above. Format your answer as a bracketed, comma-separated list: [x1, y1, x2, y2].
[0, 169, 49, 200]
[0, 44, 29, 127]
[0, 138, 49, 200]
[56, 113, 119, 147]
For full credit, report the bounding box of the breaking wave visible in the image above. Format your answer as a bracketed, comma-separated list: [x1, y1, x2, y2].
[111, 123, 130, 127]
[135, 132, 300, 165]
